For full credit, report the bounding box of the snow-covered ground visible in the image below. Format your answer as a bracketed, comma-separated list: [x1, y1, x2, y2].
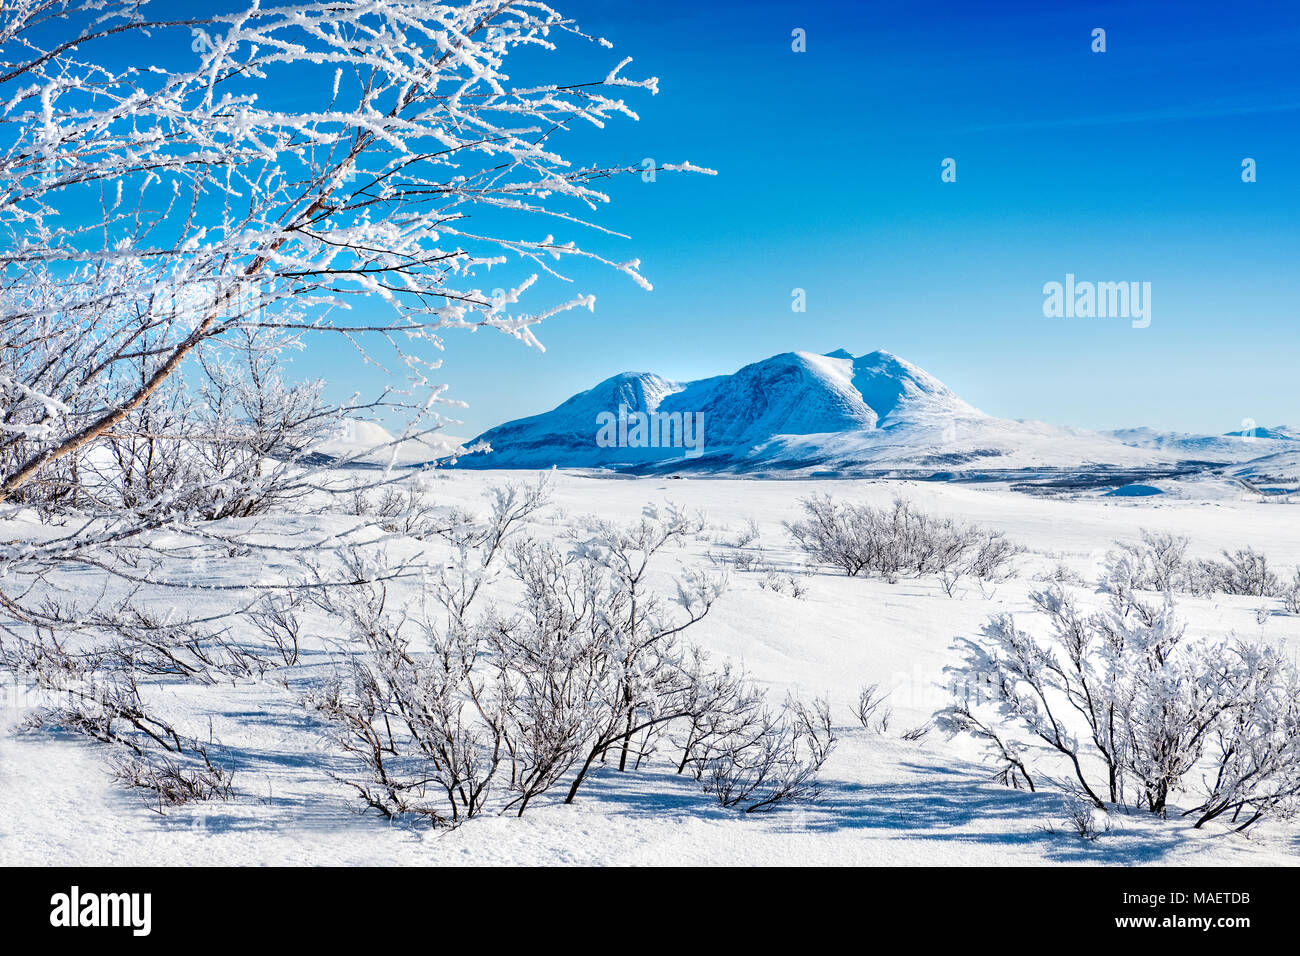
[3, 470, 1299, 866]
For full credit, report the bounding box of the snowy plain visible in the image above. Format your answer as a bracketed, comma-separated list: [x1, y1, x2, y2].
[2, 469, 1299, 866]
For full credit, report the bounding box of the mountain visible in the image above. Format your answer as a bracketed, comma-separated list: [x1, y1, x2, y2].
[1232, 448, 1300, 492]
[461, 349, 962, 471]
[1222, 425, 1299, 441]
[455, 349, 1292, 477]
[1107, 426, 1295, 462]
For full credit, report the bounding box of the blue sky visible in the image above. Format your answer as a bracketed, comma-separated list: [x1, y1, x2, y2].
[404, 0, 1300, 438]
[87, 1, 1300, 436]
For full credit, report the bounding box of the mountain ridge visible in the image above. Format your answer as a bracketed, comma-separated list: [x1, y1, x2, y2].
[439, 349, 1298, 479]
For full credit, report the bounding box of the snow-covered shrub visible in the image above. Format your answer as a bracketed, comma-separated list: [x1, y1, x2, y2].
[345, 481, 406, 522]
[383, 485, 443, 538]
[708, 517, 774, 577]
[786, 495, 1019, 589]
[519, 503, 728, 797]
[1035, 562, 1086, 587]
[901, 721, 933, 742]
[786, 495, 903, 579]
[941, 586, 1300, 830]
[249, 595, 305, 667]
[853, 683, 893, 733]
[1188, 547, 1281, 598]
[1101, 531, 1282, 601]
[1063, 791, 1111, 841]
[1109, 530, 1189, 591]
[1282, 569, 1300, 615]
[944, 529, 1021, 597]
[715, 516, 760, 549]
[1099, 531, 1190, 609]
[758, 570, 808, 598]
[308, 499, 832, 825]
[112, 753, 236, 813]
[702, 697, 836, 812]
[306, 585, 506, 824]
[1188, 640, 1300, 829]
[728, 549, 766, 573]
[1, 611, 243, 808]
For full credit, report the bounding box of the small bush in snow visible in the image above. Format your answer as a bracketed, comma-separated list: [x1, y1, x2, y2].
[1063, 791, 1110, 841]
[1191, 547, 1281, 598]
[1035, 562, 1086, 587]
[901, 721, 933, 743]
[1282, 569, 1300, 615]
[853, 683, 893, 733]
[941, 586, 1300, 831]
[786, 495, 1019, 591]
[1100, 531, 1190, 608]
[2, 613, 243, 810]
[1101, 531, 1283, 601]
[758, 570, 808, 598]
[113, 752, 236, 813]
[306, 498, 833, 825]
[716, 516, 760, 549]
[702, 697, 836, 812]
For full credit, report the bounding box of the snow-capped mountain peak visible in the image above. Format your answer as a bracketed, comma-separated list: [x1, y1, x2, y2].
[455, 349, 1293, 476]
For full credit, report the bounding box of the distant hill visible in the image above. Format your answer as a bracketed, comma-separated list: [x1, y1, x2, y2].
[453, 349, 1297, 476]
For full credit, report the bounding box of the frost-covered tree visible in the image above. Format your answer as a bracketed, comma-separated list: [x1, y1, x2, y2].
[1190, 640, 1300, 829]
[1, 0, 709, 525]
[0, 0, 709, 807]
[940, 586, 1300, 831]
